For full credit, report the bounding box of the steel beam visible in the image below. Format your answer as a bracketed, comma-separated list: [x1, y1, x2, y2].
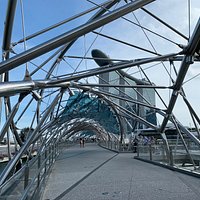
[76, 85, 162, 111]
[82, 87, 158, 130]
[160, 18, 200, 133]
[79, 83, 170, 89]
[49, 53, 178, 85]
[185, 18, 200, 55]
[112, 99, 158, 129]
[141, 8, 188, 40]
[0, 91, 64, 185]
[0, 102, 20, 142]
[0, 53, 177, 96]
[0, 0, 155, 74]
[15, 0, 115, 45]
[46, 0, 121, 79]
[0, 80, 70, 97]
[2, 0, 17, 58]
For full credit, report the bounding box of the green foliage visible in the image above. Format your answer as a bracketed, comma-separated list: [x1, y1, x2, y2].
[20, 127, 34, 142]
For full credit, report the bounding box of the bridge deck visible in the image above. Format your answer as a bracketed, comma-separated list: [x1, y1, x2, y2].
[43, 143, 200, 200]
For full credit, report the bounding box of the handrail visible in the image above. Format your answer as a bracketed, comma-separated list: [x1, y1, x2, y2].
[0, 139, 62, 199]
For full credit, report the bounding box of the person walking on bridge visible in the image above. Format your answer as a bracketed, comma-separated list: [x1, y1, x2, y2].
[80, 138, 85, 147]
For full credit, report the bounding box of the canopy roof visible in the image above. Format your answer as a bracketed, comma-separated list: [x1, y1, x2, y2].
[61, 91, 120, 135]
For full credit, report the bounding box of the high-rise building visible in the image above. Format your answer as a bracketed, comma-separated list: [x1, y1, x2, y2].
[100, 70, 156, 131]
[91, 49, 157, 134]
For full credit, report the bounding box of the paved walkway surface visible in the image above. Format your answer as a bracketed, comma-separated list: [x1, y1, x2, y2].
[42, 143, 200, 200]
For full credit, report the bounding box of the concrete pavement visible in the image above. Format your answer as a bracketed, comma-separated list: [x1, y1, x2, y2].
[42, 143, 200, 200]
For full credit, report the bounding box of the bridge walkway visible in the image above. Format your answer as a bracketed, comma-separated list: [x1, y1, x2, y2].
[42, 143, 200, 200]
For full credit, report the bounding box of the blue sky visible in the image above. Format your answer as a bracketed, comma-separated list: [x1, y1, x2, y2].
[0, 0, 200, 129]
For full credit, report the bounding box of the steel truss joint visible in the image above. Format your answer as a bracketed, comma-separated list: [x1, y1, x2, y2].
[185, 55, 194, 64]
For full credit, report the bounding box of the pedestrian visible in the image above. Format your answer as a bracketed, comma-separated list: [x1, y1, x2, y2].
[133, 138, 138, 153]
[80, 138, 83, 147]
[82, 138, 85, 147]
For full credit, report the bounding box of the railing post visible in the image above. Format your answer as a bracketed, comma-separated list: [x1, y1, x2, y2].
[53, 144, 55, 162]
[161, 144, 165, 161]
[149, 144, 152, 161]
[24, 164, 29, 189]
[49, 146, 51, 165]
[44, 149, 47, 174]
[37, 155, 41, 188]
[56, 143, 59, 157]
[52, 144, 54, 163]
[137, 145, 139, 157]
[169, 147, 174, 166]
[54, 143, 57, 160]
[55, 143, 57, 157]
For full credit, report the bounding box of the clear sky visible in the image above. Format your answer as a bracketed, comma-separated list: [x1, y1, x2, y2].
[0, 0, 200, 129]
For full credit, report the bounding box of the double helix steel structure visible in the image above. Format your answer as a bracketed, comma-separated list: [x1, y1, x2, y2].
[0, 0, 200, 199]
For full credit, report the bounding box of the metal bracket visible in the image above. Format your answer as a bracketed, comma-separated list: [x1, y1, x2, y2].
[186, 55, 194, 64]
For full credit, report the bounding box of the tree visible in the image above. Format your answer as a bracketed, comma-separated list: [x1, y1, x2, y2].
[20, 127, 34, 142]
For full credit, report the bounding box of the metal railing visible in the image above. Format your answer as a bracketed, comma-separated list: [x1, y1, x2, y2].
[0, 139, 67, 200]
[99, 138, 200, 175]
[98, 140, 136, 152]
[135, 141, 200, 174]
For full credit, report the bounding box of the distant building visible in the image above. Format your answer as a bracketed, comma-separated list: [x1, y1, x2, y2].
[91, 49, 156, 134]
[99, 70, 157, 133]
